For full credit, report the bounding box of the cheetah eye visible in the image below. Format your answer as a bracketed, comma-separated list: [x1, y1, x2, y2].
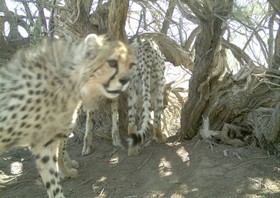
[107, 60, 118, 68]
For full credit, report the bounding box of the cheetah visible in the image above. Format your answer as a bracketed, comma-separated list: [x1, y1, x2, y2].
[81, 37, 167, 156]
[126, 37, 167, 155]
[0, 34, 136, 198]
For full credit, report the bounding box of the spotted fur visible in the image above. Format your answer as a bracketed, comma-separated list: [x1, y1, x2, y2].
[81, 37, 166, 156]
[126, 38, 166, 155]
[0, 34, 135, 198]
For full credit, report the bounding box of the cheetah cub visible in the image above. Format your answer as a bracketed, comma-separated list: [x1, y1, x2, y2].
[0, 34, 136, 198]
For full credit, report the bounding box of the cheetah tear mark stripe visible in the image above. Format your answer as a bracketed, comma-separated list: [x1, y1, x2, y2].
[103, 61, 119, 89]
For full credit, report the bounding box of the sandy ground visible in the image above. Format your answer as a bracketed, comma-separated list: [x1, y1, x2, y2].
[0, 135, 279, 198]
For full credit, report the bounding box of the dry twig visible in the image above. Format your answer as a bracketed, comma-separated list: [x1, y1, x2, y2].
[137, 150, 154, 170]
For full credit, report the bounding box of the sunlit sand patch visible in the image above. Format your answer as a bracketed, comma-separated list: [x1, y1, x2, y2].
[176, 146, 190, 164]
[10, 161, 23, 175]
[159, 157, 172, 177]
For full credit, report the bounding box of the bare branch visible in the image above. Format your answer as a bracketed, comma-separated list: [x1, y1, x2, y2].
[36, 0, 48, 32]
[184, 26, 200, 51]
[268, 11, 276, 68]
[98, 0, 104, 6]
[272, 25, 280, 69]
[180, 0, 207, 22]
[0, 0, 27, 39]
[233, 16, 269, 64]
[160, 0, 176, 34]
[22, 0, 35, 26]
[176, 0, 199, 24]
[49, 0, 57, 39]
[221, 38, 256, 67]
[267, 0, 280, 16]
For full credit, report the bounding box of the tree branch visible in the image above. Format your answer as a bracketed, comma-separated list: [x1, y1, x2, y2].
[181, 0, 207, 22]
[233, 16, 269, 64]
[160, 0, 176, 34]
[22, 0, 35, 26]
[267, 0, 280, 16]
[272, 24, 280, 69]
[49, 0, 56, 39]
[221, 38, 256, 67]
[268, 11, 276, 68]
[184, 26, 200, 51]
[0, 0, 25, 39]
[36, 0, 48, 32]
[176, 0, 199, 24]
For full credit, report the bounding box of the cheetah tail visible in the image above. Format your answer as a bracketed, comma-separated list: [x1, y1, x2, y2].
[127, 131, 146, 148]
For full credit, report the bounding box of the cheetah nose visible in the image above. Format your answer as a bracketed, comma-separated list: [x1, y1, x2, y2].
[119, 76, 130, 85]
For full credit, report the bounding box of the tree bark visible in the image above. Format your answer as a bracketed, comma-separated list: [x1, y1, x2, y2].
[180, 0, 234, 139]
[107, 0, 129, 42]
[160, 0, 176, 34]
[272, 24, 280, 69]
[267, 0, 280, 69]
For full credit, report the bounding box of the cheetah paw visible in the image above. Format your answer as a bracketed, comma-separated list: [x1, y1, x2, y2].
[112, 138, 124, 150]
[128, 145, 141, 156]
[70, 160, 79, 169]
[60, 167, 78, 179]
[82, 145, 94, 156]
[156, 134, 167, 143]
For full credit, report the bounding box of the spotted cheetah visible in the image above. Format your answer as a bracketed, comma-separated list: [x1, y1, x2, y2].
[126, 37, 167, 155]
[81, 37, 166, 156]
[0, 34, 136, 198]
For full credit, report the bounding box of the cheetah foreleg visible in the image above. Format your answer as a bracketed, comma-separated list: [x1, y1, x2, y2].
[128, 145, 141, 156]
[58, 139, 79, 178]
[82, 111, 95, 155]
[32, 142, 65, 198]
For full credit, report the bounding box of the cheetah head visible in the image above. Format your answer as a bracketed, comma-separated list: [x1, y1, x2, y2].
[79, 34, 136, 107]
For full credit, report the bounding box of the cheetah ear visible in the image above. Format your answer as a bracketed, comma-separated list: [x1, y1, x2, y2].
[84, 34, 105, 50]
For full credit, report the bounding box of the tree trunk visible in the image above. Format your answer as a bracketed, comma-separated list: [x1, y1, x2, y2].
[199, 66, 280, 146]
[108, 0, 129, 42]
[180, 0, 234, 139]
[181, 0, 280, 146]
[272, 23, 280, 69]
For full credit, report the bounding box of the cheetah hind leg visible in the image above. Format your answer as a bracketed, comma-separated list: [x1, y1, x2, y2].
[128, 145, 141, 156]
[58, 140, 79, 179]
[112, 128, 125, 149]
[127, 123, 141, 156]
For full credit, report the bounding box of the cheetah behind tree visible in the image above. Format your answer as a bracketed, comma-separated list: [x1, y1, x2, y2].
[0, 34, 135, 198]
[81, 37, 166, 156]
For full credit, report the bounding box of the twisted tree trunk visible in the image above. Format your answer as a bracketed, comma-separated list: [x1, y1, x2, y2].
[180, 0, 280, 148]
[180, 0, 234, 139]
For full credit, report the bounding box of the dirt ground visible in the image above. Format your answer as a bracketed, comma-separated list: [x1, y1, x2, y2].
[0, 135, 279, 198]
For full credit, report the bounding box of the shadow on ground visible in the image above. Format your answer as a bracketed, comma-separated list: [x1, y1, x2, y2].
[1, 135, 279, 198]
